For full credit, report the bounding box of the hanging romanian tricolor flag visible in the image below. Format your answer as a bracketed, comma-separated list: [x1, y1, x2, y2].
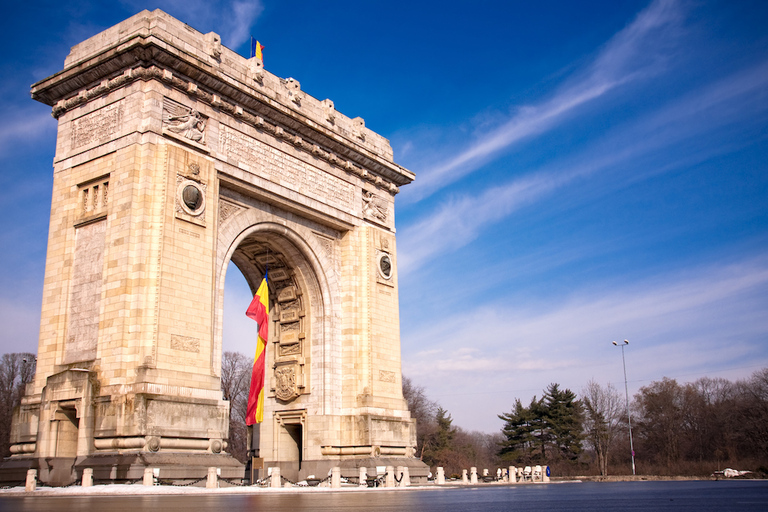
[250, 38, 265, 61]
[245, 274, 269, 425]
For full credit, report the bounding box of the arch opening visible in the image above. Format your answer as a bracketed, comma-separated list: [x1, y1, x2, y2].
[219, 225, 325, 477]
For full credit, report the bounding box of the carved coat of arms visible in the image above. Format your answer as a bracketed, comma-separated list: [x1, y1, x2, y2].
[275, 364, 299, 401]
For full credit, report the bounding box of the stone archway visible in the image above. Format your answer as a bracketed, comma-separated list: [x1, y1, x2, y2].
[214, 196, 342, 481]
[8, 10, 425, 485]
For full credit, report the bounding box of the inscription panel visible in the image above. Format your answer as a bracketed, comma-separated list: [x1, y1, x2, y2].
[71, 101, 124, 150]
[220, 124, 355, 213]
[65, 220, 106, 363]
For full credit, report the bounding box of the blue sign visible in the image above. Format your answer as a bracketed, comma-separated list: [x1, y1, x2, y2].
[546, 466, 551, 477]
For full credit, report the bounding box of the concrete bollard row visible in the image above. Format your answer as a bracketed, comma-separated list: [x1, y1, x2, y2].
[331, 467, 341, 489]
[270, 467, 281, 488]
[82, 468, 93, 487]
[395, 466, 410, 487]
[359, 466, 367, 487]
[25, 469, 36, 492]
[385, 465, 395, 487]
[206, 467, 218, 489]
[436, 466, 445, 485]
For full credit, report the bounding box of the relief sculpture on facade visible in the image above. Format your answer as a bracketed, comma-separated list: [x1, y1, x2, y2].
[363, 191, 388, 223]
[275, 364, 299, 401]
[163, 99, 206, 144]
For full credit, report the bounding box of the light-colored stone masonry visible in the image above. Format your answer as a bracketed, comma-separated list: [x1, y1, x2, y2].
[9, 9, 424, 485]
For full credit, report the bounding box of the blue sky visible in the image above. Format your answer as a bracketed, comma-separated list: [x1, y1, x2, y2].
[1, 0, 766, 432]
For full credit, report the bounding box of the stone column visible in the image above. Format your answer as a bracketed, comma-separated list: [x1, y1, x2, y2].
[270, 467, 281, 488]
[461, 469, 468, 484]
[331, 467, 341, 489]
[509, 466, 517, 483]
[359, 467, 367, 487]
[206, 467, 218, 488]
[25, 469, 36, 492]
[82, 468, 93, 487]
[385, 466, 395, 488]
[436, 467, 445, 485]
[143, 467, 154, 486]
[470, 467, 478, 484]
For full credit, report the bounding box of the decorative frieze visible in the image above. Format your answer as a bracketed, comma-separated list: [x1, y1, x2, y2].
[220, 124, 356, 211]
[49, 64, 403, 195]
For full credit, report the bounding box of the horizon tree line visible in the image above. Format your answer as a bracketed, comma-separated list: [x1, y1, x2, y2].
[0, 350, 765, 477]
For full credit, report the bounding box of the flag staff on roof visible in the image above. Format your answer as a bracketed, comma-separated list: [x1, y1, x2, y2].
[250, 37, 264, 62]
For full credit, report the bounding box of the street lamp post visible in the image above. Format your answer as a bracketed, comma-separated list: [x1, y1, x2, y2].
[612, 339, 636, 476]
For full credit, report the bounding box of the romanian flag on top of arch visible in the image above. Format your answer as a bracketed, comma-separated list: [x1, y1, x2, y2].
[245, 274, 269, 425]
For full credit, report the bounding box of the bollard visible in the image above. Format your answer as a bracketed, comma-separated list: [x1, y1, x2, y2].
[509, 466, 517, 484]
[25, 469, 36, 492]
[385, 466, 395, 488]
[436, 466, 445, 485]
[483, 468, 489, 477]
[82, 468, 93, 487]
[470, 467, 478, 484]
[401, 467, 410, 487]
[270, 467, 281, 488]
[143, 467, 155, 486]
[331, 467, 341, 488]
[206, 467, 218, 489]
[543, 465, 550, 483]
[461, 469, 468, 484]
[396, 466, 405, 487]
[359, 466, 367, 487]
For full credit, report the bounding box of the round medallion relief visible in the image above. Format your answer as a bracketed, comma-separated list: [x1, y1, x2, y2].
[378, 253, 392, 280]
[177, 180, 205, 216]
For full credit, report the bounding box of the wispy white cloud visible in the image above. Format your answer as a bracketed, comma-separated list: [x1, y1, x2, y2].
[397, 58, 768, 274]
[229, 1, 265, 49]
[404, 0, 685, 203]
[403, 255, 768, 430]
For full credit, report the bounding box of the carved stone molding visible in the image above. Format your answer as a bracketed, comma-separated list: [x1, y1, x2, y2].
[48, 64, 403, 196]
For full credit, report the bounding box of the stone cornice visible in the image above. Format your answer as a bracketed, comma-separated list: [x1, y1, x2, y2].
[31, 10, 414, 193]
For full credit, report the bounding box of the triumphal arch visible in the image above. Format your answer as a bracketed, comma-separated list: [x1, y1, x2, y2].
[8, 10, 423, 485]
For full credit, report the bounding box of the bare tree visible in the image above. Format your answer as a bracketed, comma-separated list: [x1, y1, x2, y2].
[402, 376, 438, 460]
[0, 353, 36, 456]
[582, 379, 623, 475]
[221, 351, 251, 462]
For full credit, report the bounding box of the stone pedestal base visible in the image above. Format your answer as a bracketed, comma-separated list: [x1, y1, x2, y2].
[0, 453, 244, 487]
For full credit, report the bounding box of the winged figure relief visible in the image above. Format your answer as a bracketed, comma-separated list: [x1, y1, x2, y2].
[163, 102, 206, 144]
